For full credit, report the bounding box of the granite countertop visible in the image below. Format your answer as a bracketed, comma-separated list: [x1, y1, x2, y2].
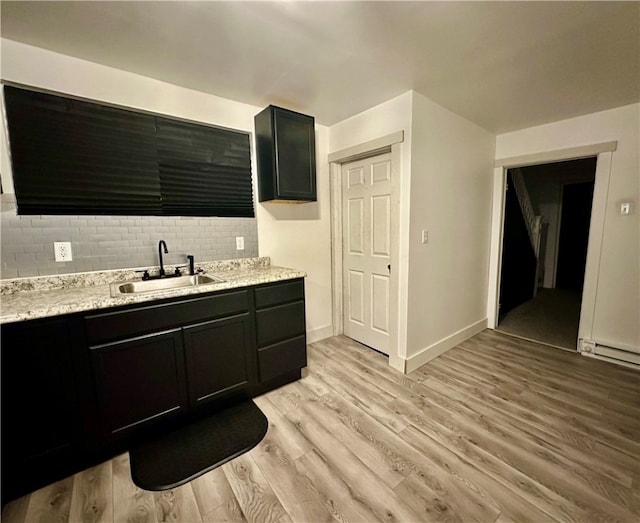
[0, 257, 306, 324]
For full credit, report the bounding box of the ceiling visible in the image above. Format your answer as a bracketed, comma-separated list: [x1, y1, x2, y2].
[1, 1, 638, 133]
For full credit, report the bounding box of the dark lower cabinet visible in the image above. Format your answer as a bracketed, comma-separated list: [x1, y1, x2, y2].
[89, 329, 188, 437]
[254, 279, 307, 384]
[1, 317, 83, 501]
[258, 335, 307, 383]
[85, 290, 255, 442]
[256, 301, 306, 347]
[1, 278, 306, 503]
[184, 314, 254, 407]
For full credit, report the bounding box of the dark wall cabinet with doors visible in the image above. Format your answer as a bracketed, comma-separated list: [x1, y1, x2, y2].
[1, 278, 306, 503]
[255, 105, 317, 202]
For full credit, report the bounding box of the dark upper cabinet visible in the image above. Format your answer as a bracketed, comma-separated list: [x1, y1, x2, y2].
[255, 105, 317, 202]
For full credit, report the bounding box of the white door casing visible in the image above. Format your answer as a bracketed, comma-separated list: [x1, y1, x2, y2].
[342, 153, 393, 354]
[489, 142, 617, 351]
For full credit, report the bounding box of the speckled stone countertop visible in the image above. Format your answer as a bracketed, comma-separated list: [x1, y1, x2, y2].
[0, 257, 306, 324]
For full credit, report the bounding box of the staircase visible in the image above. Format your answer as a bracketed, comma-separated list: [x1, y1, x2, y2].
[510, 168, 543, 294]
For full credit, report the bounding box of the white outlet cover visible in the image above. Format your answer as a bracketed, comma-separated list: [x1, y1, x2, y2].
[54, 241, 72, 262]
[236, 236, 245, 250]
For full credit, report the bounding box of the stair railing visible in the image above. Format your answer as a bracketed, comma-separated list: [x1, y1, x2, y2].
[511, 168, 543, 294]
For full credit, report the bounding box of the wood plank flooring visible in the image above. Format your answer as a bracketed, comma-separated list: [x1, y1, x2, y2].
[3, 330, 639, 522]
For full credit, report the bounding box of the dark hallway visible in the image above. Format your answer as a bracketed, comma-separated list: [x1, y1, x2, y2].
[497, 158, 597, 350]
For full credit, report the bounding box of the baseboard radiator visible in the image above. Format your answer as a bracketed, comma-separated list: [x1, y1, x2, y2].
[579, 339, 640, 369]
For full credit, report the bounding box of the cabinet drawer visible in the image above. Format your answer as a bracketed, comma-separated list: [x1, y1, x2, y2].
[85, 290, 249, 345]
[255, 301, 305, 347]
[258, 336, 307, 382]
[254, 279, 304, 309]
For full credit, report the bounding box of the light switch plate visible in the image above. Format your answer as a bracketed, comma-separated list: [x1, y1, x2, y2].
[54, 242, 72, 262]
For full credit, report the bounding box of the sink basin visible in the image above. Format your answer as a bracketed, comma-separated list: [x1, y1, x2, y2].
[110, 274, 225, 297]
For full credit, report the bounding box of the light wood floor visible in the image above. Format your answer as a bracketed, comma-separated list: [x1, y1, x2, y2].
[3, 330, 639, 522]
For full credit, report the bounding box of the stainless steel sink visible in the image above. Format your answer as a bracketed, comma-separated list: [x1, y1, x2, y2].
[110, 274, 225, 297]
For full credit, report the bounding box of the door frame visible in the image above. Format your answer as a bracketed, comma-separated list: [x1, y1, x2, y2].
[328, 131, 404, 370]
[487, 141, 617, 350]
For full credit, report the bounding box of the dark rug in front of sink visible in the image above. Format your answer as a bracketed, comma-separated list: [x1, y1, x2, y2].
[129, 400, 268, 491]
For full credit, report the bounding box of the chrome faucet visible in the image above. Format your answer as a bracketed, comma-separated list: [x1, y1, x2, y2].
[158, 240, 168, 277]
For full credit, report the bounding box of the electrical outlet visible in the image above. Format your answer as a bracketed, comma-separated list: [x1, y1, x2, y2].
[421, 230, 429, 244]
[54, 242, 72, 262]
[236, 236, 245, 250]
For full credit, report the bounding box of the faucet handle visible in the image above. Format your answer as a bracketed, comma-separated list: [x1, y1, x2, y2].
[173, 264, 188, 276]
[135, 269, 151, 280]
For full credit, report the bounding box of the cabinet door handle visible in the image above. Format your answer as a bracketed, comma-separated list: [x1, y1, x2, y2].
[387, 264, 391, 273]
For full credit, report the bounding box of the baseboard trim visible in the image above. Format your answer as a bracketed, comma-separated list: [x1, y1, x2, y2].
[405, 318, 488, 373]
[581, 352, 640, 370]
[307, 325, 334, 344]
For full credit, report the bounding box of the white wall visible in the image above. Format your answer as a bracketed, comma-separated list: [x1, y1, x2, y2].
[256, 124, 333, 343]
[0, 39, 334, 341]
[0, 39, 259, 137]
[329, 91, 496, 371]
[496, 104, 640, 352]
[406, 92, 495, 369]
[329, 92, 413, 363]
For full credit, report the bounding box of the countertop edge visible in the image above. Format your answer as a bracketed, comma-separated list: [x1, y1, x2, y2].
[0, 266, 306, 324]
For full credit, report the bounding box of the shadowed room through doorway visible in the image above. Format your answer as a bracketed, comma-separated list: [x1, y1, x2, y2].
[497, 158, 597, 350]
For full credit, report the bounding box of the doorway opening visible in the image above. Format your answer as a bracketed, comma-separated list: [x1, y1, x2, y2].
[497, 157, 597, 350]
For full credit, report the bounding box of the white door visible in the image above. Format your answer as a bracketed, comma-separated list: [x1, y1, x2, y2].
[342, 153, 393, 354]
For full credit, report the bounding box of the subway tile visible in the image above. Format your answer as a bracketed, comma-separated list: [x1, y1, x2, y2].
[1, 214, 258, 276]
[15, 252, 37, 264]
[2, 267, 18, 278]
[40, 218, 71, 228]
[23, 243, 45, 254]
[69, 219, 89, 228]
[17, 267, 35, 277]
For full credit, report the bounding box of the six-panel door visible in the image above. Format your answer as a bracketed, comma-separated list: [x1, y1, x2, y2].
[342, 153, 393, 354]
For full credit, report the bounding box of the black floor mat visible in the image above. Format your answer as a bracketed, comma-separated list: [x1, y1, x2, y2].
[129, 400, 268, 491]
